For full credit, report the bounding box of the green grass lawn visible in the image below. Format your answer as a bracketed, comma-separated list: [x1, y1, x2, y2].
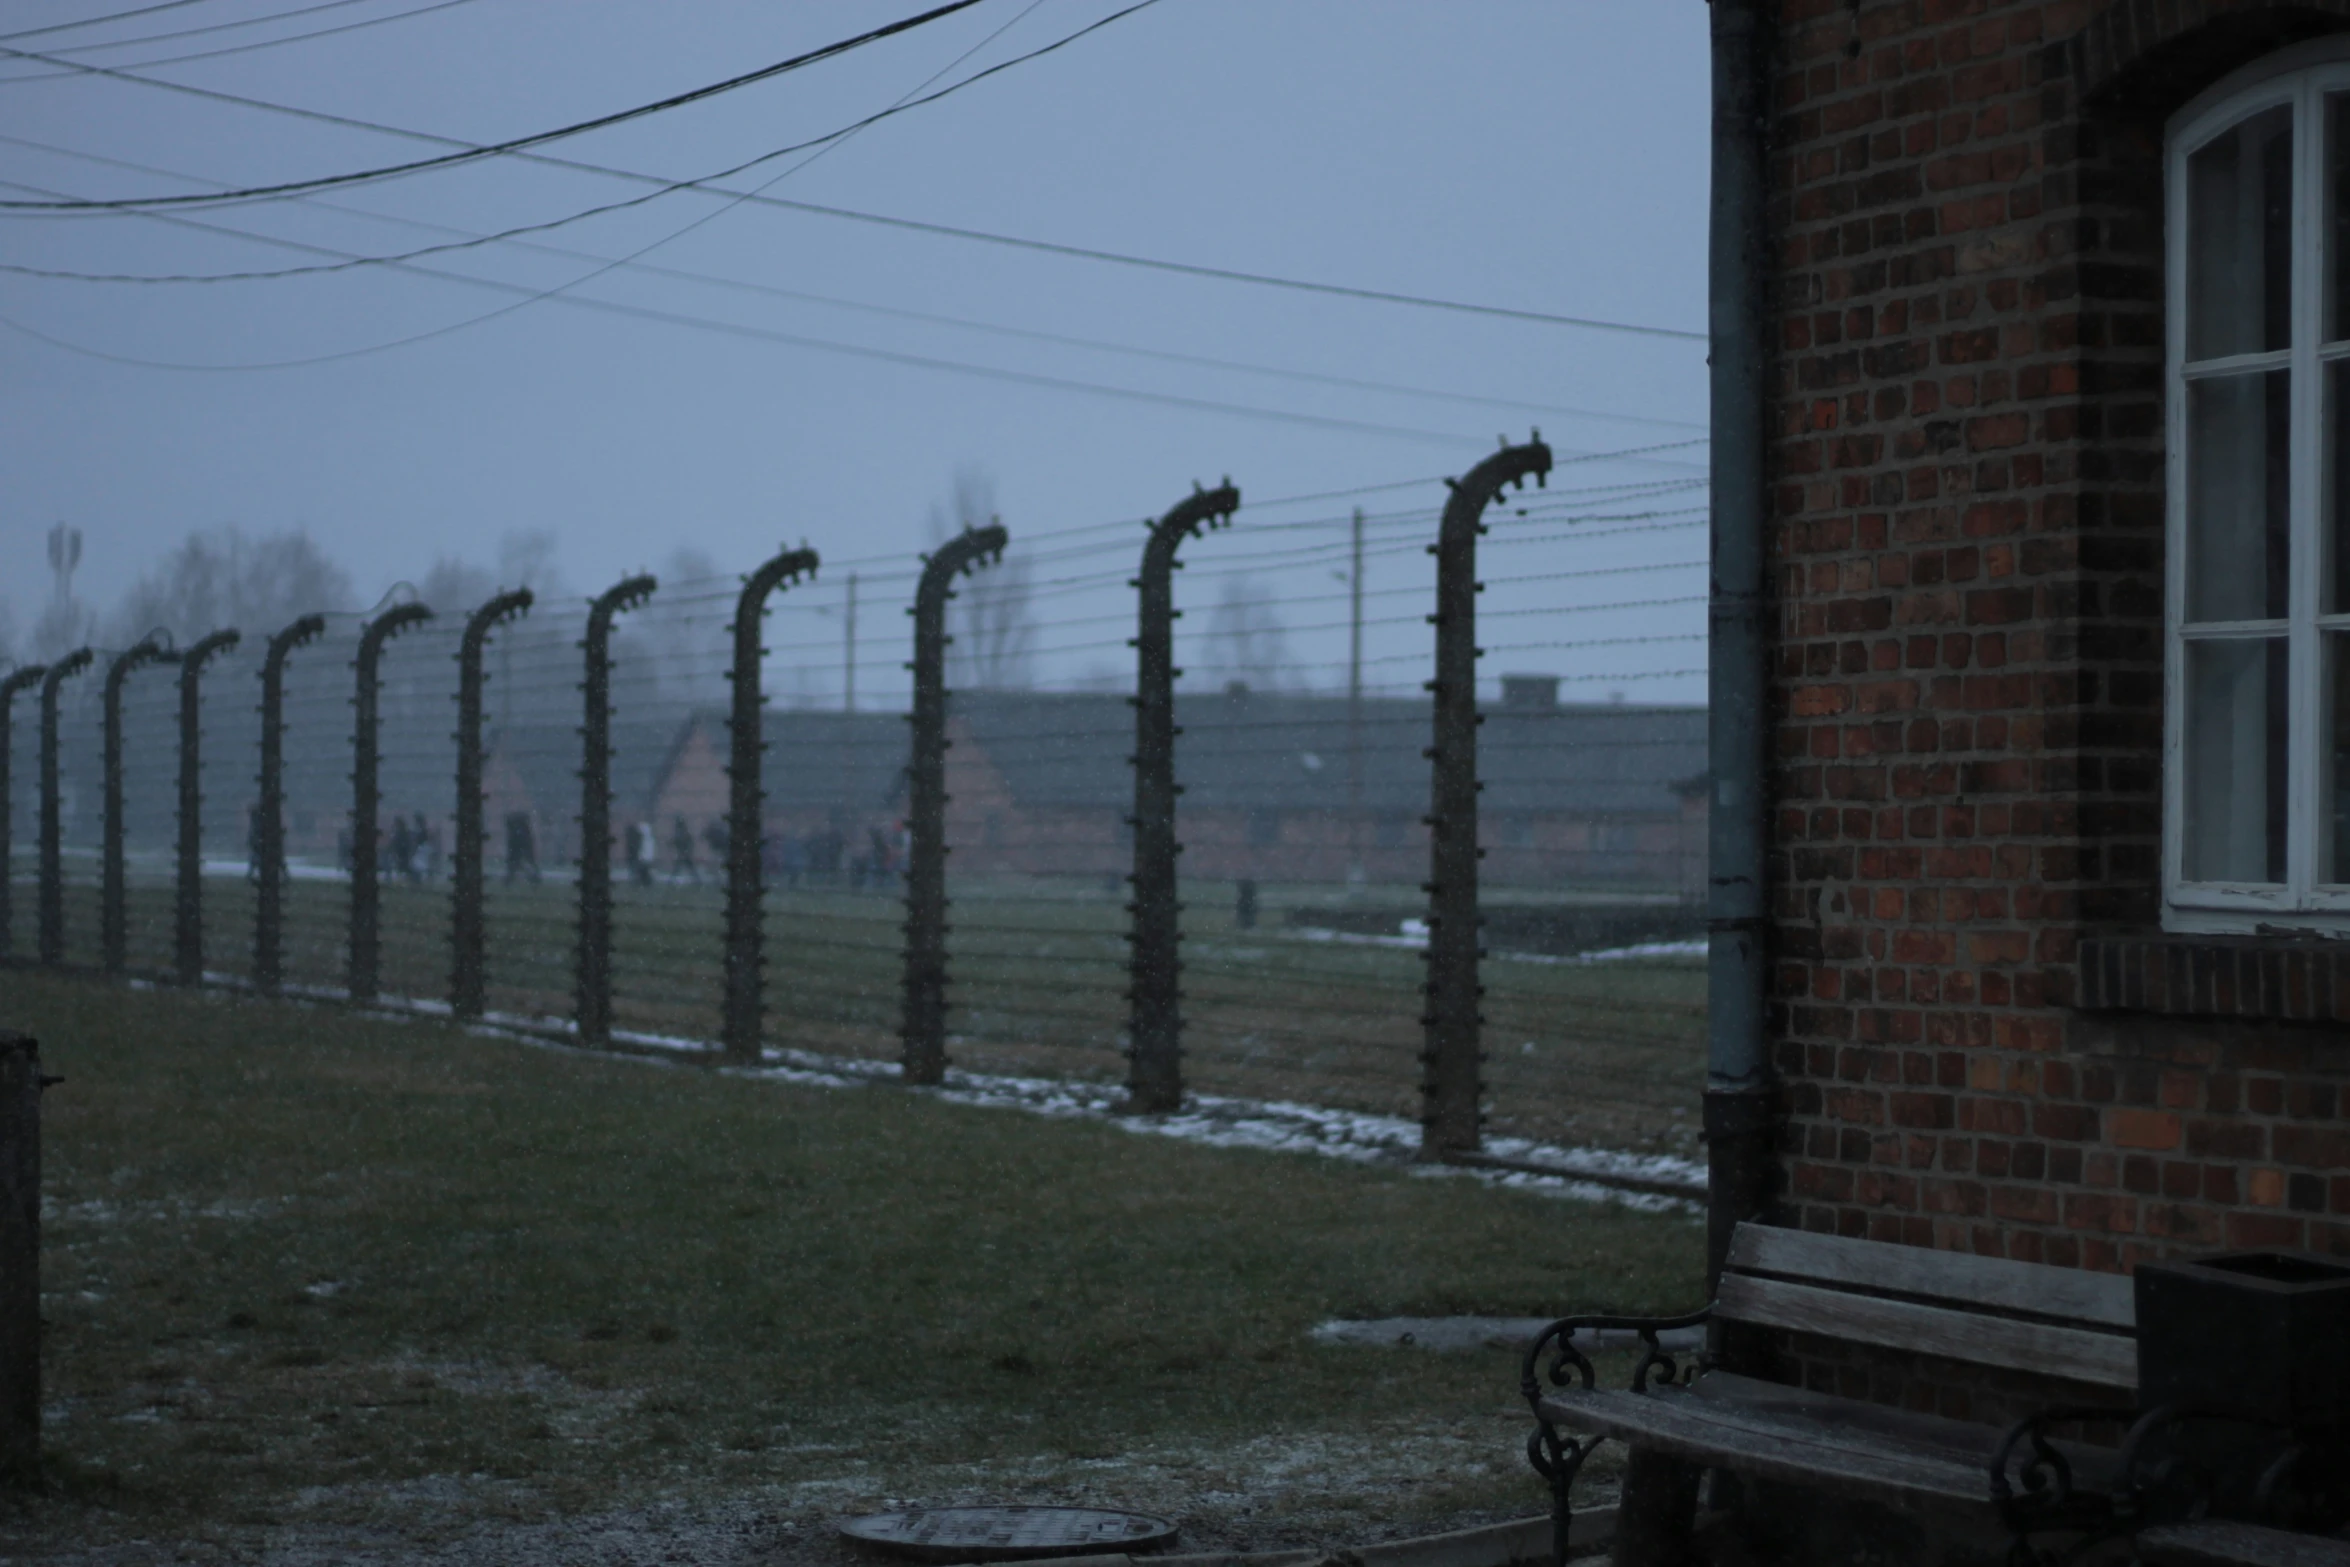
[1, 970, 1703, 1558]
[47, 865, 1708, 1158]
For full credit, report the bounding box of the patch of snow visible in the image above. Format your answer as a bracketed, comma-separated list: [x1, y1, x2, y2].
[1310, 1316, 1705, 1353]
[1283, 925, 1706, 966]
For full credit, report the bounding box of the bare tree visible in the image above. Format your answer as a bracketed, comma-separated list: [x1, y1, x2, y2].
[928, 466, 1033, 690]
[106, 525, 352, 645]
[1205, 573, 1290, 692]
[420, 555, 496, 612]
[610, 545, 733, 711]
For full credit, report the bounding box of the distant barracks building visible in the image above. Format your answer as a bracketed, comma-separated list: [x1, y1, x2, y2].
[1759, 0, 2350, 1273]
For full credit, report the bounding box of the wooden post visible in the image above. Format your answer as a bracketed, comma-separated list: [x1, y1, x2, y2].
[0, 1031, 41, 1479]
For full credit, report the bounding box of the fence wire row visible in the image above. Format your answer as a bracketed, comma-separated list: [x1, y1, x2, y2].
[1, 456, 1708, 1164]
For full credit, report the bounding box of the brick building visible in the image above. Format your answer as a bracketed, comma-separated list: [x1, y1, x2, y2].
[1763, 0, 2350, 1272]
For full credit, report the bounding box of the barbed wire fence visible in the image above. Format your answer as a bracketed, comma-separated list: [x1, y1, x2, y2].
[0, 451, 1711, 1181]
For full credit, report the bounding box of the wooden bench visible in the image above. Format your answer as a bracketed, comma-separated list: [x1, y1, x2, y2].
[2136, 1521, 2350, 1567]
[1521, 1221, 2140, 1566]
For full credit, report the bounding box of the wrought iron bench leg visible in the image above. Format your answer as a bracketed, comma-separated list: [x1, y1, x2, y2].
[1527, 1418, 1597, 1567]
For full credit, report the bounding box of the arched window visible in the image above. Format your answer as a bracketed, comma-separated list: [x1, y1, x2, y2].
[2166, 43, 2350, 932]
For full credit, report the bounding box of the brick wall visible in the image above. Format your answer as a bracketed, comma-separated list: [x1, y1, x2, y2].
[1765, 0, 2350, 1269]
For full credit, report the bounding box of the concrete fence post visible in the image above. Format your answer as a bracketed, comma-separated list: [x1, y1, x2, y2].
[1126, 481, 1240, 1114]
[254, 615, 326, 995]
[36, 651, 93, 968]
[576, 575, 655, 1049]
[347, 602, 432, 1006]
[174, 631, 240, 987]
[901, 524, 1007, 1084]
[722, 547, 820, 1063]
[0, 668, 50, 964]
[1420, 435, 1551, 1160]
[101, 637, 174, 976]
[451, 590, 532, 1021]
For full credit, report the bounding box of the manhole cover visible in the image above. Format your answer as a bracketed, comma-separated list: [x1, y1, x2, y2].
[841, 1504, 1178, 1562]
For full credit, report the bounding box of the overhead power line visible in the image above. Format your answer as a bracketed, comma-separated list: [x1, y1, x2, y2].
[0, 0, 217, 42]
[0, 0, 480, 81]
[0, 1, 1213, 380]
[0, 175, 1475, 439]
[29, 0, 417, 54]
[0, 0, 992, 209]
[0, 28, 1705, 342]
[0, 130, 1709, 434]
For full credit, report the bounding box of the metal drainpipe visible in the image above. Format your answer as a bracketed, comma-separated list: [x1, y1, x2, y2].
[1705, 0, 1777, 1293]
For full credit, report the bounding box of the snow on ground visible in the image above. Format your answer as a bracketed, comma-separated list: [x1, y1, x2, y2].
[1285, 923, 1705, 965]
[481, 1016, 1706, 1214]
[128, 973, 1705, 1212]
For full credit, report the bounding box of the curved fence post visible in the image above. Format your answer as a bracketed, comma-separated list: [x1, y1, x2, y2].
[36, 650, 94, 967]
[102, 635, 174, 975]
[255, 615, 326, 994]
[1421, 434, 1551, 1160]
[901, 524, 1007, 1084]
[175, 631, 240, 987]
[1127, 481, 1241, 1114]
[348, 601, 432, 1005]
[576, 574, 655, 1049]
[451, 590, 532, 1021]
[0, 667, 49, 964]
[723, 546, 820, 1063]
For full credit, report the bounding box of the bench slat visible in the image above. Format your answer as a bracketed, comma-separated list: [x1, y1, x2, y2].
[1539, 1383, 2013, 1513]
[1727, 1225, 2135, 1330]
[2135, 1522, 2350, 1567]
[1715, 1273, 2137, 1390]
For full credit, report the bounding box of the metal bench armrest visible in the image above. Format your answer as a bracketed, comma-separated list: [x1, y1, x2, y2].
[1519, 1308, 1716, 1409]
[1519, 1308, 1713, 1567]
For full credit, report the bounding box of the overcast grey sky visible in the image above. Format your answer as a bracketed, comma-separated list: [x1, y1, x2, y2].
[0, 0, 1710, 706]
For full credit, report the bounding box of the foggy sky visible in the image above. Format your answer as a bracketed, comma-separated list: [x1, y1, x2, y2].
[0, 1, 1711, 706]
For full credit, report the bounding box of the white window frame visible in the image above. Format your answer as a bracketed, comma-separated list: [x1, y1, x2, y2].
[2165, 40, 2350, 935]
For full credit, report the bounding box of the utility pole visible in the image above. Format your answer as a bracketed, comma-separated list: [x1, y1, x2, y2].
[1347, 506, 1365, 886]
[845, 573, 858, 714]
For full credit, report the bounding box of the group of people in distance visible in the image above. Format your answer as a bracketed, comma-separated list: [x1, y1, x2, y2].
[623, 816, 904, 891]
[295, 810, 905, 891]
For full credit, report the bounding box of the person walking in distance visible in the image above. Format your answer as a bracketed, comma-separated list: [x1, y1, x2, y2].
[388, 813, 415, 885]
[670, 814, 699, 885]
[505, 811, 540, 884]
[627, 819, 654, 888]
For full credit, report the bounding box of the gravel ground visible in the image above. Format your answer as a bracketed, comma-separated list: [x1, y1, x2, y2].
[1, 1419, 1606, 1565]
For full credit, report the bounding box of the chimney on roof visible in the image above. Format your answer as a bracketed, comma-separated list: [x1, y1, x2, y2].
[1499, 674, 1559, 712]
